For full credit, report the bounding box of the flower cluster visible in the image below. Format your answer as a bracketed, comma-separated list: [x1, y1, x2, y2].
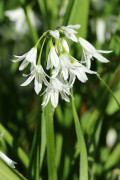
[12, 24, 112, 108]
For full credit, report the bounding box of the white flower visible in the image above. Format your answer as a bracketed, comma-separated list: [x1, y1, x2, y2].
[42, 78, 71, 108]
[96, 18, 106, 44]
[106, 128, 117, 148]
[78, 37, 112, 69]
[12, 47, 37, 71]
[53, 53, 97, 84]
[47, 46, 59, 70]
[69, 58, 97, 84]
[0, 151, 16, 168]
[59, 38, 69, 53]
[61, 24, 81, 42]
[21, 65, 50, 94]
[5, 8, 40, 34]
[49, 30, 60, 39]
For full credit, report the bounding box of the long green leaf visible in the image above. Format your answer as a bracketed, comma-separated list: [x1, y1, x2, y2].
[44, 101, 57, 180]
[0, 160, 27, 180]
[71, 90, 88, 180]
[0, 124, 29, 169]
[67, 0, 90, 38]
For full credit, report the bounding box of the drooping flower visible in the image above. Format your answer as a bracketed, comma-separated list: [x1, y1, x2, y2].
[42, 77, 71, 108]
[52, 53, 97, 84]
[49, 30, 60, 39]
[12, 47, 37, 71]
[58, 38, 69, 53]
[78, 37, 112, 69]
[21, 65, 50, 94]
[46, 45, 59, 70]
[61, 24, 81, 42]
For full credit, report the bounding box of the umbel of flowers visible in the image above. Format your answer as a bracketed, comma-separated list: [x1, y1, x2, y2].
[12, 24, 112, 108]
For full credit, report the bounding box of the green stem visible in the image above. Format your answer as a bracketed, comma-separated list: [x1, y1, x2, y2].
[34, 116, 41, 180]
[37, 37, 47, 65]
[97, 74, 120, 109]
[71, 89, 88, 180]
[24, 5, 38, 44]
[44, 101, 57, 180]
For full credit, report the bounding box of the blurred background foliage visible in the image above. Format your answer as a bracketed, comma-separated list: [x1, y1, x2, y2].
[0, 0, 120, 179]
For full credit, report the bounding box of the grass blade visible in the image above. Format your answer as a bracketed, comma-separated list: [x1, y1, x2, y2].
[71, 90, 88, 180]
[0, 123, 29, 169]
[67, 0, 90, 37]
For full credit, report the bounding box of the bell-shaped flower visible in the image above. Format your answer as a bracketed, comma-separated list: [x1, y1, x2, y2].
[59, 38, 69, 53]
[42, 77, 71, 108]
[21, 65, 50, 94]
[12, 47, 37, 71]
[69, 57, 97, 84]
[46, 45, 59, 70]
[0, 151, 17, 168]
[49, 30, 60, 39]
[78, 37, 112, 69]
[61, 24, 81, 42]
[53, 53, 97, 85]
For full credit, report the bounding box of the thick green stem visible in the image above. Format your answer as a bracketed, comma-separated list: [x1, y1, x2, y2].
[44, 101, 57, 180]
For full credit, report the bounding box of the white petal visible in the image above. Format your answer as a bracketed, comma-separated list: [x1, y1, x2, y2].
[49, 30, 60, 39]
[62, 68, 68, 80]
[34, 74, 42, 94]
[0, 151, 16, 168]
[51, 91, 59, 108]
[93, 52, 109, 63]
[42, 90, 51, 107]
[70, 69, 86, 83]
[20, 73, 35, 86]
[60, 53, 71, 68]
[19, 60, 29, 71]
[69, 73, 76, 86]
[61, 26, 77, 34]
[46, 53, 52, 70]
[60, 92, 70, 102]
[26, 47, 37, 65]
[50, 47, 59, 68]
[97, 50, 113, 54]
[78, 68, 88, 81]
[64, 31, 78, 42]
[67, 24, 81, 29]
[78, 37, 96, 53]
[86, 58, 91, 69]
[61, 39, 69, 52]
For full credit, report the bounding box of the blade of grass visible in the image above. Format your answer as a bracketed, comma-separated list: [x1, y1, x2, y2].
[0, 123, 29, 168]
[67, 0, 90, 38]
[44, 101, 57, 180]
[71, 89, 88, 180]
[0, 159, 27, 180]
